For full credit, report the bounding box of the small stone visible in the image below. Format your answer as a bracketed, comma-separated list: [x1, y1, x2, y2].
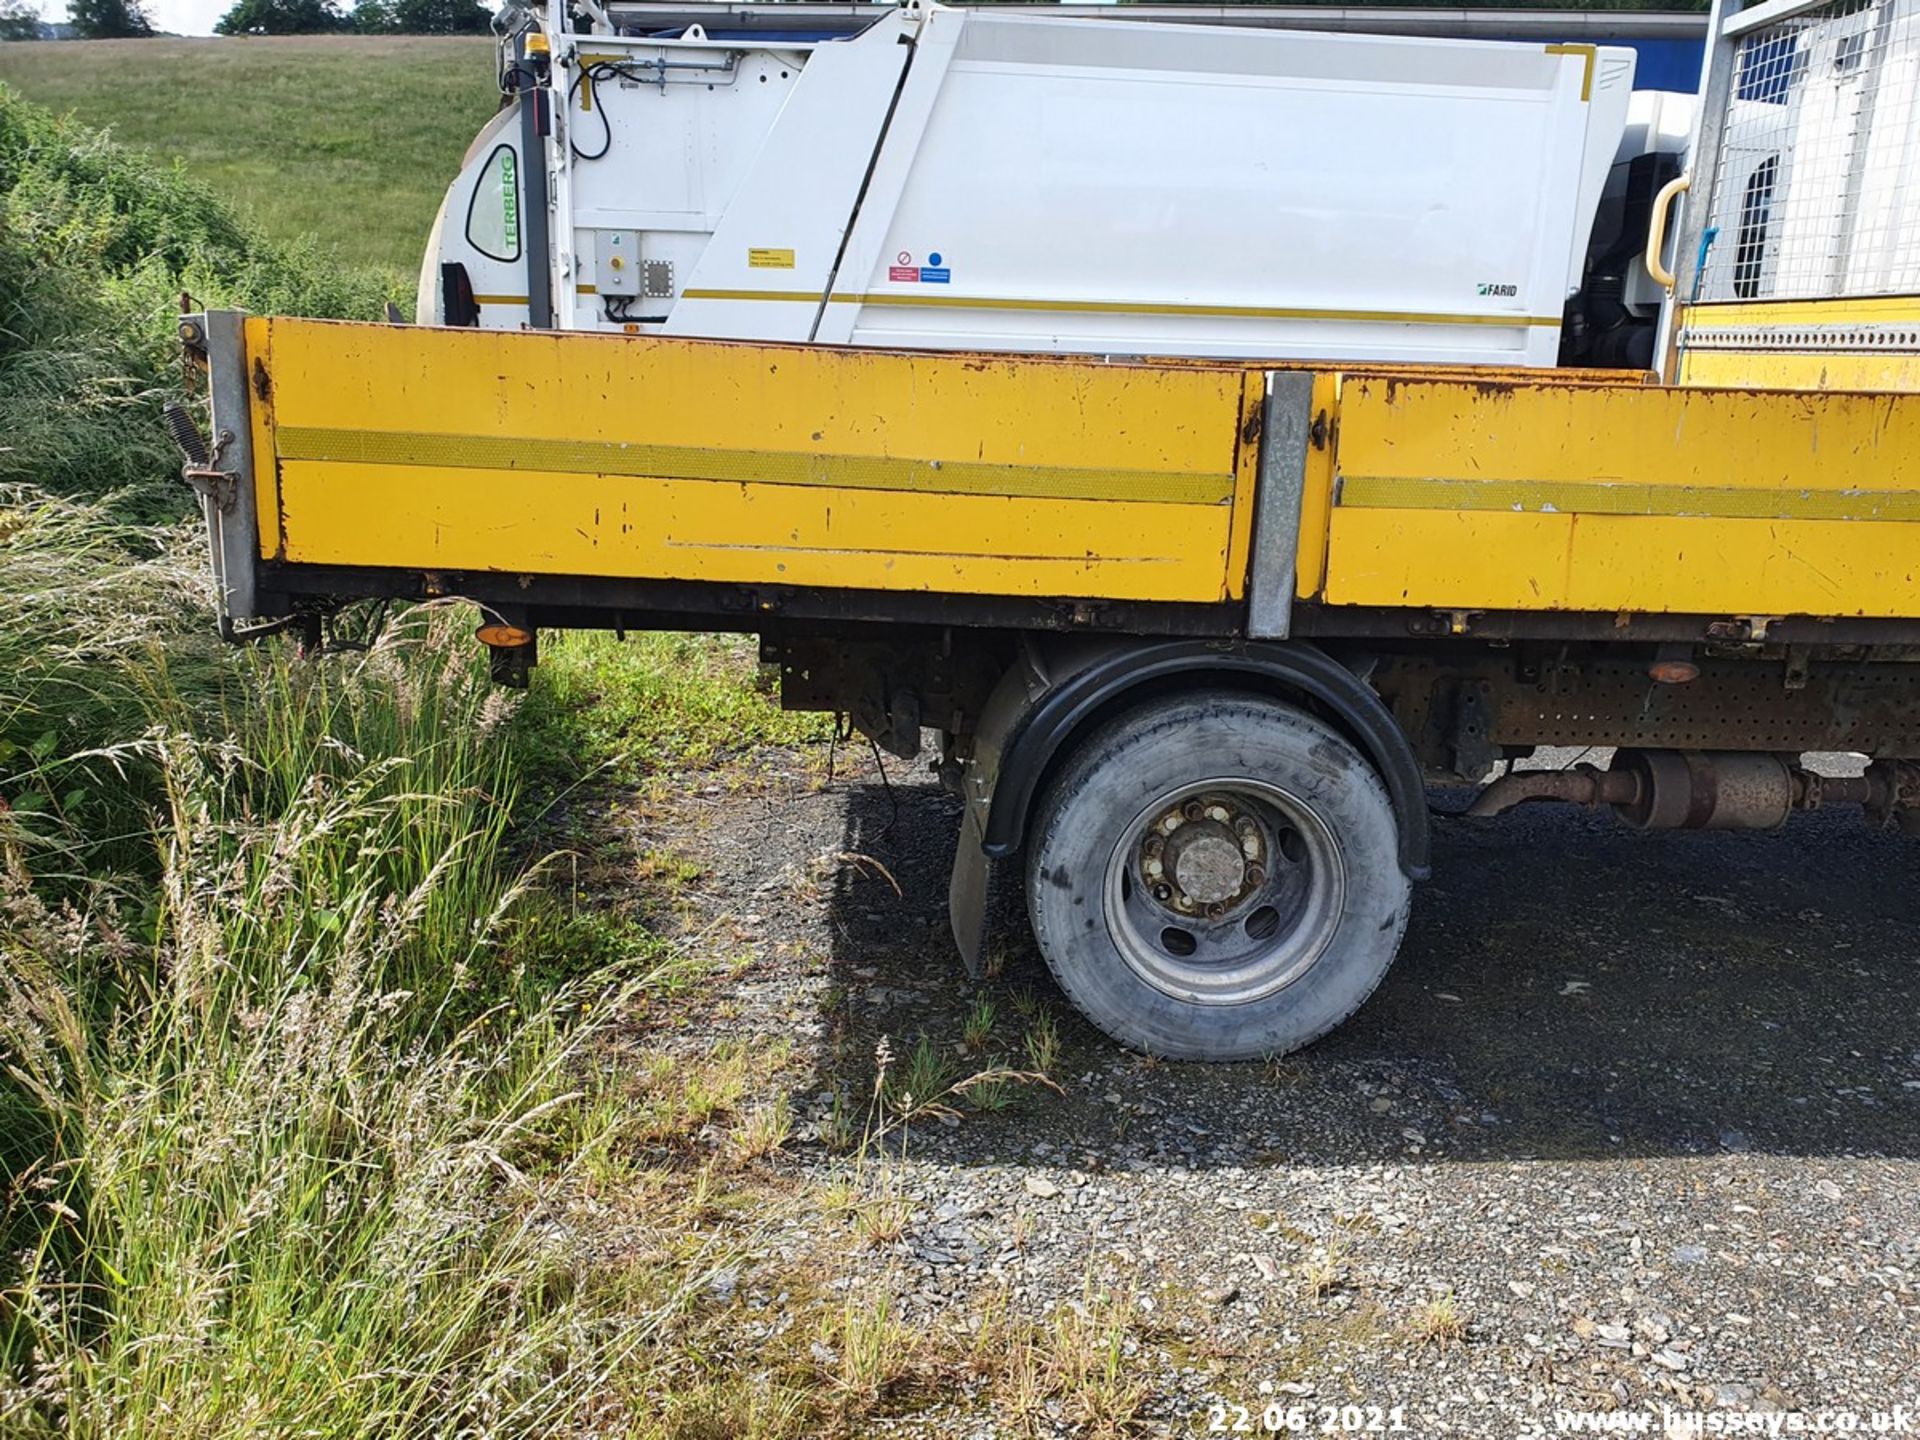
[1370, 1098, 1394, 1114]
[1509, 1280, 1536, 1299]
[1251, 1254, 1278, 1282]
[1816, 1178, 1843, 1201]
[1206, 1283, 1240, 1306]
[1024, 1176, 1060, 1199]
[1571, 1316, 1598, 1340]
[810, 1341, 838, 1366]
[1672, 1244, 1709, 1266]
[1651, 1349, 1690, 1372]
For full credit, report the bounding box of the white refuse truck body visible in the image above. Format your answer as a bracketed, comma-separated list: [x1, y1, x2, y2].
[422, 3, 1650, 367]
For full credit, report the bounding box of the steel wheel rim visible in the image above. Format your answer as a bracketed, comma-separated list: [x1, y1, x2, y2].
[1101, 777, 1347, 1007]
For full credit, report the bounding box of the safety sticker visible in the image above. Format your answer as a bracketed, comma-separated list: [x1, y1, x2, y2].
[748, 247, 796, 269]
[889, 251, 951, 284]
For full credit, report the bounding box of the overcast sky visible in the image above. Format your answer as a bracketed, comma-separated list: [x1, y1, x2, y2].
[38, 0, 228, 34]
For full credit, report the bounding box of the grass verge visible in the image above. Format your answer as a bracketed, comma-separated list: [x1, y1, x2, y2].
[0, 37, 496, 277]
[1, 83, 397, 517]
[0, 489, 664, 1436]
[0, 86, 785, 1437]
[519, 631, 827, 782]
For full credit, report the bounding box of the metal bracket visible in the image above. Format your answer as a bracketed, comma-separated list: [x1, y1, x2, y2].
[1246, 372, 1315, 640]
[1446, 680, 1501, 783]
[1783, 644, 1812, 692]
[182, 430, 236, 511]
[196, 310, 263, 625]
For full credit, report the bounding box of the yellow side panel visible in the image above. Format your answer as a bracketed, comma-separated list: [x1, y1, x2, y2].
[1219, 369, 1267, 598]
[277, 463, 1236, 597]
[1675, 298, 1920, 393]
[246, 316, 281, 557]
[1320, 376, 1920, 617]
[1326, 510, 1919, 615]
[1680, 296, 1920, 326]
[1678, 349, 1920, 393]
[251, 318, 1254, 603]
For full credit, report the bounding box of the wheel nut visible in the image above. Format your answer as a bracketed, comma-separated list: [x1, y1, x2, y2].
[1205, 804, 1230, 823]
[1182, 800, 1205, 821]
[1246, 865, 1266, 886]
[1143, 835, 1164, 858]
[1152, 883, 1172, 902]
[1145, 858, 1164, 878]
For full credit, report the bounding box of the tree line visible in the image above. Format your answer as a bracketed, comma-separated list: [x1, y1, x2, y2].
[0, 0, 490, 39]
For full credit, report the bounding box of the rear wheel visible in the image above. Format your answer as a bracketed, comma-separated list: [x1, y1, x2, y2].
[1025, 691, 1410, 1060]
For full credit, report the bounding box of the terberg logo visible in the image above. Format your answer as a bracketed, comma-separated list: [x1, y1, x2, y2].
[1478, 282, 1519, 297]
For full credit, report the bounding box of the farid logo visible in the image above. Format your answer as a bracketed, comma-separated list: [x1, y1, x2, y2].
[1477, 282, 1518, 297]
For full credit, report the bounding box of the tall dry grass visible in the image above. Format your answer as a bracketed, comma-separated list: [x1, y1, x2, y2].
[0, 489, 658, 1437]
[0, 87, 790, 1437]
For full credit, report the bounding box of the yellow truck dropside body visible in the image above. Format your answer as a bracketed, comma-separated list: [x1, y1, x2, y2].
[239, 316, 1920, 626]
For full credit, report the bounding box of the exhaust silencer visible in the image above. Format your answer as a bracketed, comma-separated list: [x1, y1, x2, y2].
[1468, 750, 1920, 831]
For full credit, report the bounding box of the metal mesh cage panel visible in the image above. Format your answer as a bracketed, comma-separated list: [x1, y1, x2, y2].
[1699, 0, 1920, 302]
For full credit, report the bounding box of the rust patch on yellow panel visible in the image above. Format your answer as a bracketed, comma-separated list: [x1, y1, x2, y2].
[1293, 371, 1341, 599]
[1220, 370, 1268, 601]
[243, 315, 283, 562]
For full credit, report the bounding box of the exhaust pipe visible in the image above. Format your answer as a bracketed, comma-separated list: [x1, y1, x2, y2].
[1468, 750, 1920, 832]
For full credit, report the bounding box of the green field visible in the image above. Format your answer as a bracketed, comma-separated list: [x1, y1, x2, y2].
[0, 35, 495, 277]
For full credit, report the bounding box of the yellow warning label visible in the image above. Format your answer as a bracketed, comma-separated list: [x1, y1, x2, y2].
[747, 247, 796, 269]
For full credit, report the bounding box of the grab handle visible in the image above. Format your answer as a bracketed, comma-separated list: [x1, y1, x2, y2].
[1645, 173, 1692, 291]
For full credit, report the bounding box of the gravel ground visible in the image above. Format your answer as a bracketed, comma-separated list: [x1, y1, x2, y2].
[608, 744, 1920, 1436]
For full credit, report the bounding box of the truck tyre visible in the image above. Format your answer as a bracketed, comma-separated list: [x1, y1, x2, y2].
[1025, 691, 1411, 1061]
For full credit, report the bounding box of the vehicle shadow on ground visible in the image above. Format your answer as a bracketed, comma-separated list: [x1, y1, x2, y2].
[813, 772, 1920, 1165]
